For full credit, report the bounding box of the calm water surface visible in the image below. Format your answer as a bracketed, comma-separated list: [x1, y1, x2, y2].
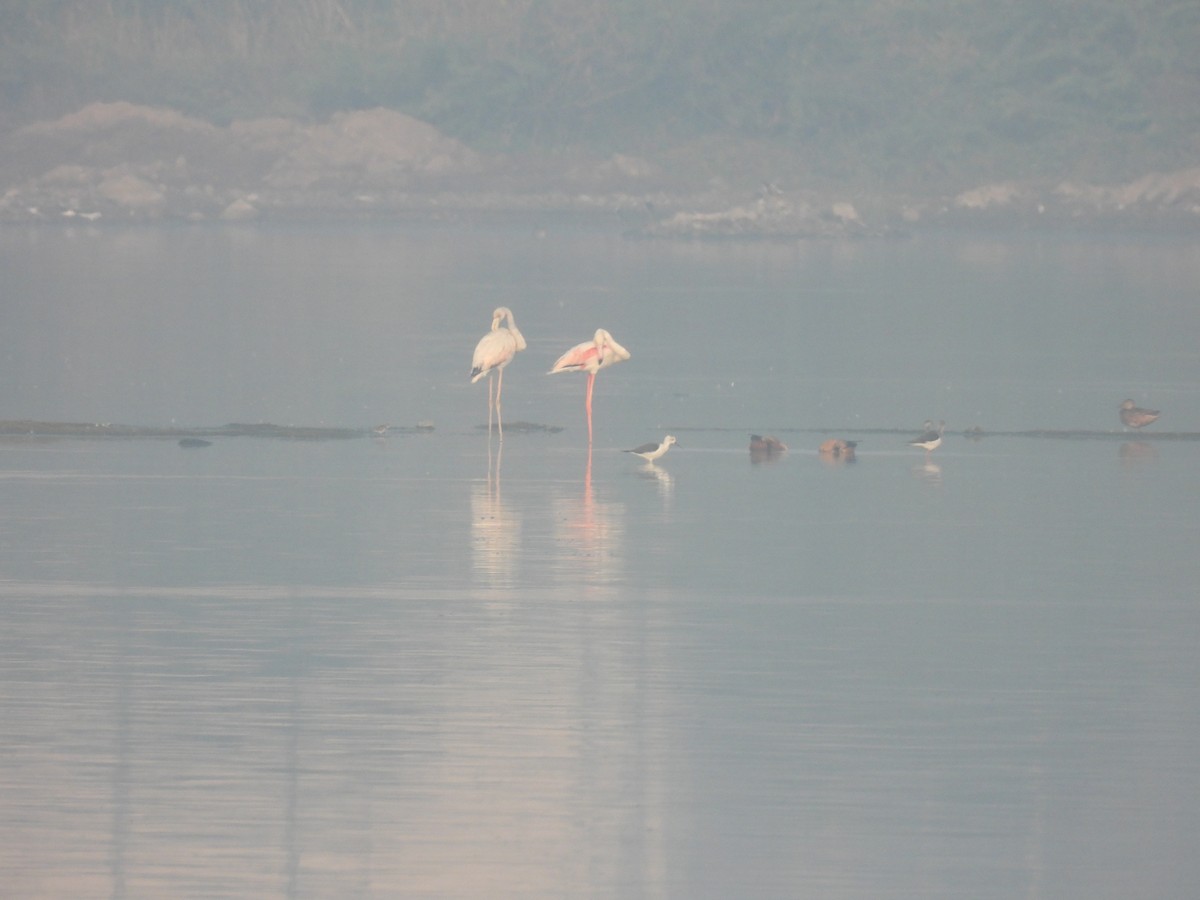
[1, 222, 1198, 898]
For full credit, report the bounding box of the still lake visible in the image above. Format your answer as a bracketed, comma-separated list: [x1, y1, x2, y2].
[1, 220, 1199, 898]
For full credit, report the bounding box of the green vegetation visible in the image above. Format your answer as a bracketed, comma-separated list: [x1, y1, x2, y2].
[1, 0, 1196, 188]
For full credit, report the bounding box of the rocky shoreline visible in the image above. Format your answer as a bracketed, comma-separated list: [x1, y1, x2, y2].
[2, 102, 1198, 237]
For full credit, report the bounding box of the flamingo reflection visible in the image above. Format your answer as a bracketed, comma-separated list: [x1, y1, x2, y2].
[471, 439, 521, 585]
[554, 447, 625, 586]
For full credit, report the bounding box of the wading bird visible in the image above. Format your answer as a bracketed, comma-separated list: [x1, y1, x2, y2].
[625, 435, 677, 462]
[471, 307, 527, 439]
[549, 328, 631, 442]
[1119, 399, 1160, 430]
[908, 420, 945, 458]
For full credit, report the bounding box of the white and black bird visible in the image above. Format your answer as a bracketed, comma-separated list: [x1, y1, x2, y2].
[624, 435, 677, 463]
[908, 420, 945, 456]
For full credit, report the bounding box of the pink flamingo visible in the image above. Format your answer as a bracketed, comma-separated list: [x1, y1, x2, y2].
[470, 307, 526, 439]
[549, 328, 631, 442]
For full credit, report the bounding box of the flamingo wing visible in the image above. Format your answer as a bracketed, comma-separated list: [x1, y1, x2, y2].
[549, 340, 601, 374]
[508, 321, 528, 352]
[471, 329, 517, 382]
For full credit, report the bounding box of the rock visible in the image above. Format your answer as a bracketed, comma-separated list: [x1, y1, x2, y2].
[643, 190, 881, 239]
[604, 153, 658, 179]
[830, 201, 861, 223]
[18, 101, 215, 138]
[1057, 167, 1200, 212]
[570, 153, 660, 186]
[263, 108, 483, 190]
[954, 182, 1030, 210]
[97, 171, 165, 212]
[1, 100, 1198, 229]
[220, 197, 259, 221]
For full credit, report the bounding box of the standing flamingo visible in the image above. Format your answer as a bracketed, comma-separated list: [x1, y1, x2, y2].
[471, 307, 527, 439]
[549, 328, 631, 442]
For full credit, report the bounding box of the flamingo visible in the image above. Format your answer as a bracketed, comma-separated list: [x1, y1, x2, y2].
[471, 307, 527, 439]
[549, 328, 631, 442]
[625, 435, 677, 462]
[1119, 399, 1160, 429]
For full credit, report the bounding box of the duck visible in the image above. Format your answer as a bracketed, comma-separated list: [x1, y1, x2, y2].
[818, 438, 857, 461]
[1119, 399, 1160, 429]
[749, 434, 787, 454]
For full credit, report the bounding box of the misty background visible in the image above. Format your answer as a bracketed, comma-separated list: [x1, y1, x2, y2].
[2, 0, 1197, 195]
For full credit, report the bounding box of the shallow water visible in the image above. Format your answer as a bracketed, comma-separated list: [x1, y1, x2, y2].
[1, 222, 1199, 898]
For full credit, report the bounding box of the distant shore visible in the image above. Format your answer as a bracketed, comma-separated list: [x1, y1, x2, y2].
[1, 103, 1198, 238]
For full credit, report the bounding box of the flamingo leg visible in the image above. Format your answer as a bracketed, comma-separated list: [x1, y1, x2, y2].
[486, 372, 495, 437]
[585, 372, 596, 443]
[496, 366, 505, 440]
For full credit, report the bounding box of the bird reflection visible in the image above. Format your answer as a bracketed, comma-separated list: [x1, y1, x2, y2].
[1119, 441, 1158, 466]
[637, 460, 672, 484]
[637, 459, 674, 508]
[471, 439, 521, 585]
[911, 461, 943, 487]
[553, 447, 624, 585]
